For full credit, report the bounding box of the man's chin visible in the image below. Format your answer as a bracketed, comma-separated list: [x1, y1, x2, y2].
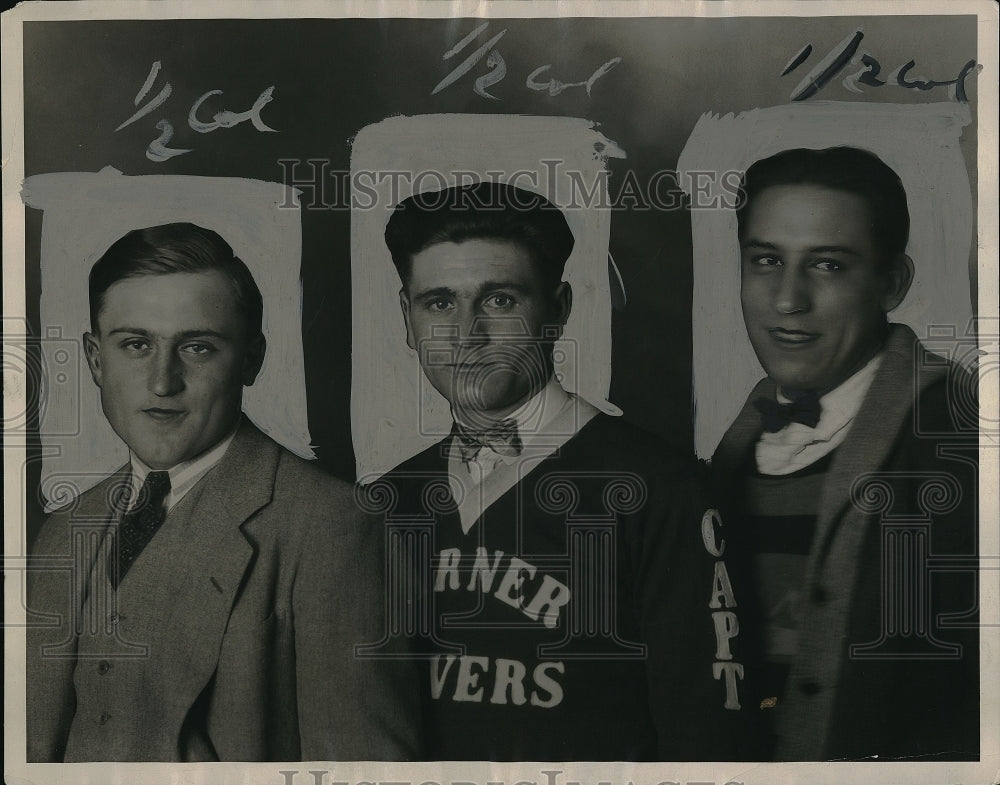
[449, 389, 528, 425]
[135, 452, 183, 471]
[128, 437, 191, 471]
[755, 353, 816, 389]
[765, 368, 829, 393]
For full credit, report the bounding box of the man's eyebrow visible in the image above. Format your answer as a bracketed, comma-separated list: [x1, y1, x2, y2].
[107, 327, 232, 340]
[413, 286, 457, 300]
[741, 239, 862, 256]
[108, 327, 153, 337]
[175, 329, 232, 341]
[808, 245, 863, 257]
[412, 282, 532, 300]
[478, 281, 531, 294]
[741, 240, 778, 250]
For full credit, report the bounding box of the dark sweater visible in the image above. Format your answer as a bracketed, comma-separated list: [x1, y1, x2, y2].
[377, 414, 747, 761]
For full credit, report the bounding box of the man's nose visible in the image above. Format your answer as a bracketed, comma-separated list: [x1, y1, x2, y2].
[148, 349, 185, 396]
[454, 307, 490, 346]
[775, 267, 811, 314]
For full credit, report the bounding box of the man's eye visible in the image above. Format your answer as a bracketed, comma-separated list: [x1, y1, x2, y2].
[181, 343, 215, 355]
[485, 293, 514, 308]
[814, 259, 842, 272]
[751, 255, 781, 267]
[427, 299, 454, 312]
[121, 339, 151, 352]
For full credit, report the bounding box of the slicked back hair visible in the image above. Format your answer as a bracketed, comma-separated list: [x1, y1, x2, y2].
[736, 146, 910, 264]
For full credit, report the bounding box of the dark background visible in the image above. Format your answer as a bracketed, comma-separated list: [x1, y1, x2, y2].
[18, 15, 978, 538]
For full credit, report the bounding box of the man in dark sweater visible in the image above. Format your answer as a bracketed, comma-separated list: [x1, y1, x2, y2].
[713, 147, 979, 761]
[369, 181, 745, 760]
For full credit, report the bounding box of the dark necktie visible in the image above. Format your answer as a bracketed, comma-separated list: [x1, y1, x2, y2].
[108, 470, 171, 589]
[754, 389, 822, 433]
[455, 418, 523, 465]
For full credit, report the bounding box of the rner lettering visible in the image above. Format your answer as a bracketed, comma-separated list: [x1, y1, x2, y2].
[434, 547, 571, 628]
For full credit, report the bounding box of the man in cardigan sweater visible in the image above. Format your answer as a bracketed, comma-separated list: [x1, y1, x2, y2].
[27, 223, 419, 761]
[713, 147, 979, 761]
[373, 182, 746, 760]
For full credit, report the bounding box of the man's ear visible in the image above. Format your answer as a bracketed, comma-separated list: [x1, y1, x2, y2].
[83, 332, 103, 387]
[881, 253, 915, 313]
[551, 281, 573, 335]
[399, 288, 415, 351]
[242, 333, 267, 386]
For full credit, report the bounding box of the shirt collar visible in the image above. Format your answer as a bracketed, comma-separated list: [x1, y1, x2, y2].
[756, 352, 884, 475]
[447, 377, 598, 533]
[129, 426, 238, 511]
[451, 376, 572, 448]
[502, 376, 572, 449]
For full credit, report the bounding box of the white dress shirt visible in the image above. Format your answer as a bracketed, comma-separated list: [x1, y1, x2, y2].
[756, 354, 882, 476]
[127, 428, 238, 513]
[448, 377, 601, 532]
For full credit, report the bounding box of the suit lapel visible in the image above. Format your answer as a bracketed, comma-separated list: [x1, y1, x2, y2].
[812, 324, 945, 561]
[712, 377, 774, 483]
[132, 418, 280, 712]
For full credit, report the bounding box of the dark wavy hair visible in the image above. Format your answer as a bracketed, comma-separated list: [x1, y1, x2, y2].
[384, 181, 575, 289]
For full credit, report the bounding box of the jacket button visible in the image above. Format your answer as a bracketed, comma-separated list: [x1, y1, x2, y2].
[98, 712, 111, 725]
[800, 680, 821, 695]
[97, 660, 112, 675]
[811, 586, 828, 604]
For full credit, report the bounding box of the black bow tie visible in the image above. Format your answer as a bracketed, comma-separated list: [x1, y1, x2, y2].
[754, 389, 822, 433]
[455, 418, 523, 464]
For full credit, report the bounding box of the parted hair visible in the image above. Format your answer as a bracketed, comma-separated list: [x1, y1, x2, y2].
[89, 222, 263, 338]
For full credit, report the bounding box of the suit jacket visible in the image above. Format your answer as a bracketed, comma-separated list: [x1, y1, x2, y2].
[713, 323, 979, 760]
[27, 418, 420, 762]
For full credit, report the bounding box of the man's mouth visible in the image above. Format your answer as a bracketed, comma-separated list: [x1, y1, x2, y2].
[450, 354, 512, 371]
[453, 360, 503, 370]
[768, 328, 820, 345]
[143, 407, 185, 422]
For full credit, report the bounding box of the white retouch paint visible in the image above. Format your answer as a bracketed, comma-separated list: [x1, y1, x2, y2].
[678, 101, 974, 459]
[350, 114, 624, 480]
[22, 167, 313, 508]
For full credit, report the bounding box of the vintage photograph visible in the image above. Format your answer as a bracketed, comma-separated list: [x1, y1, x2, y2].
[2, 2, 995, 784]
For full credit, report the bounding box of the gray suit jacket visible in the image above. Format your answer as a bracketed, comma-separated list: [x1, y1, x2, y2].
[27, 418, 420, 761]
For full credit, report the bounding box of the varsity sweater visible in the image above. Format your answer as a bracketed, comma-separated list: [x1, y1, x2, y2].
[373, 414, 749, 761]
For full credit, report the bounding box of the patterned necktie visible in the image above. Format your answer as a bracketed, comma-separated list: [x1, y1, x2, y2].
[108, 470, 171, 589]
[754, 389, 822, 433]
[455, 418, 524, 465]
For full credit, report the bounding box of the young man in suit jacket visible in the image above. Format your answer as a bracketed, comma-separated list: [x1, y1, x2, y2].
[27, 223, 420, 762]
[370, 182, 745, 761]
[712, 147, 979, 760]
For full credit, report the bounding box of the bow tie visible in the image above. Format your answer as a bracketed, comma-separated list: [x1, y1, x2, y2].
[455, 418, 524, 464]
[754, 389, 822, 433]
